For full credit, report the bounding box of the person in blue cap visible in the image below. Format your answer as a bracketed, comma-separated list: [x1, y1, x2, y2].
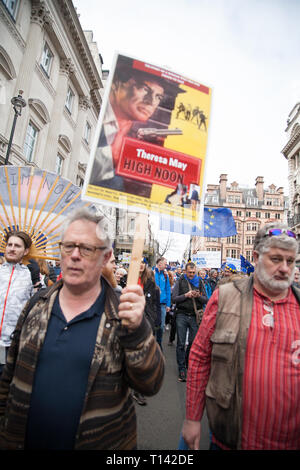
[224, 263, 237, 278]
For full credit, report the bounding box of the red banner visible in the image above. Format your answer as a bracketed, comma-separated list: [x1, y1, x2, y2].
[116, 137, 202, 189]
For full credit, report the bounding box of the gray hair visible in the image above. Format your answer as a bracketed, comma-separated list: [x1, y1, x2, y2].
[61, 206, 113, 249]
[253, 222, 298, 255]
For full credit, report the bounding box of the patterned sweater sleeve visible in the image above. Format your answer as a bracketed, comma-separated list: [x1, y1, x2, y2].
[117, 315, 165, 396]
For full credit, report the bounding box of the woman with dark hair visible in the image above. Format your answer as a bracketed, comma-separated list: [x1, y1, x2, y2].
[138, 258, 161, 334]
[132, 258, 161, 406]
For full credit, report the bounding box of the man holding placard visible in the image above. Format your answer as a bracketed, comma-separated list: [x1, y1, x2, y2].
[0, 207, 164, 450]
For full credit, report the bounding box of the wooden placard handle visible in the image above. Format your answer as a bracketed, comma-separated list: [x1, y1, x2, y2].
[126, 212, 148, 285]
[120, 212, 148, 327]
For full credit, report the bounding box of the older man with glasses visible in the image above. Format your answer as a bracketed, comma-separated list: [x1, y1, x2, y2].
[182, 222, 300, 450]
[0, 207, 164, 450]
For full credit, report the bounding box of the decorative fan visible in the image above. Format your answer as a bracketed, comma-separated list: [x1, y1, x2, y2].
[0, 166, 90, 261]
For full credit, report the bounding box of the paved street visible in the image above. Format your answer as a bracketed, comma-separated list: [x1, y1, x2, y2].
[135, 330, 210, 450]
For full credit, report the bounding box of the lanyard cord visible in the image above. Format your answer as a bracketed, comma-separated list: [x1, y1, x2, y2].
[0, 265, 15, 337]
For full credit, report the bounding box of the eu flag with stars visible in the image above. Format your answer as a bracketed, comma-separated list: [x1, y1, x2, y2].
[159, 207, 237, 238]
[240, 255, 254, 274]
[203, 208, 237, 237]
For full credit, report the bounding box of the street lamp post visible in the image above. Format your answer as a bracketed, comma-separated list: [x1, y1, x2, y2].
[5, 90, 27, 165]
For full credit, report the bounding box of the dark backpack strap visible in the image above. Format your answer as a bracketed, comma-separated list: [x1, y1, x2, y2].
[25, 286, 51, 314]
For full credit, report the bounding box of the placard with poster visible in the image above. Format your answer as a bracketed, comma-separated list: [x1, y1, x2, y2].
[82, 53, 212, 224]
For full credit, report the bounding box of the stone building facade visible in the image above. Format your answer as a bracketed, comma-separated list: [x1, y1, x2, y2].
[191, 174, 287, 264]
[0, 0, 158, 262]
[0, 0, 103, 186]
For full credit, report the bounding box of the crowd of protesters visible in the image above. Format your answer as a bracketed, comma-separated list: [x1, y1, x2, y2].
[0, 219, 299, 450]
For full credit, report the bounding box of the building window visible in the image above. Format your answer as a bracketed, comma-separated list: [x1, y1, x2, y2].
[247, 222, 258, 231]
[84, 121, 91, 144]
[55, 154, 63, 175]
[227, 235, 238, 244]
[23, 122, 38, 162]
[265, 212, 271, 219]
[65, 87, 75, 113]
[266, 199, 272, 206]
[40, 42, 53, 76]
[226, 249, 239, 258]
[247, 197, 258, 206]
[246, 250, 253, 262]
[256, 212, 261, 218]
[2, 0, 19, 18]
[246, 211, 251, 217]
[236, 210, 242, 217]
[205, 194, 219, 204]
[275, 213, 281, 219]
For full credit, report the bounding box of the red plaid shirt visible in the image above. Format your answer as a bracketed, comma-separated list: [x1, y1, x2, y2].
[186, 285, 300, 450]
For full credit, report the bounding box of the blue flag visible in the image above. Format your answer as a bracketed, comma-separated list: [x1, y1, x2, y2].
[159, 207, 237, 238]
[240, 255, 254, 274]
[203, 208, 237, 237]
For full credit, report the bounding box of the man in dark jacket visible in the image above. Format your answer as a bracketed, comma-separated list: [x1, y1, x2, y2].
[172, 262, 207, 382]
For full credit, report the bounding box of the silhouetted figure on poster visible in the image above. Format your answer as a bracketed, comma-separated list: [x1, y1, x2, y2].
[198, 111, 207, 131]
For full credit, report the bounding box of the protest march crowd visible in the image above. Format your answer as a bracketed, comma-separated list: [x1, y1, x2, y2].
[0, 214, 299, 450]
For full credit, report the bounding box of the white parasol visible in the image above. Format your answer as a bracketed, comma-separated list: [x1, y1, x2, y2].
[0, 166, 91, 261]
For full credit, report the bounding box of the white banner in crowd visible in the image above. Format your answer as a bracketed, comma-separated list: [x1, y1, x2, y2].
[192, 251, 221, 268]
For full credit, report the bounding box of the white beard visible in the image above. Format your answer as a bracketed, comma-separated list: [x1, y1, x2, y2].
[255, 258, 294, 293]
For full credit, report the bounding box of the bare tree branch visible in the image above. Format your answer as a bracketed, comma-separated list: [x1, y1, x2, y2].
[158, 232, 173, 257]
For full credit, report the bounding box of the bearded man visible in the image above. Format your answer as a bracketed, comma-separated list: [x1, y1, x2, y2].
[0, 231, 33, 375]
[182, 223, 300, 450]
